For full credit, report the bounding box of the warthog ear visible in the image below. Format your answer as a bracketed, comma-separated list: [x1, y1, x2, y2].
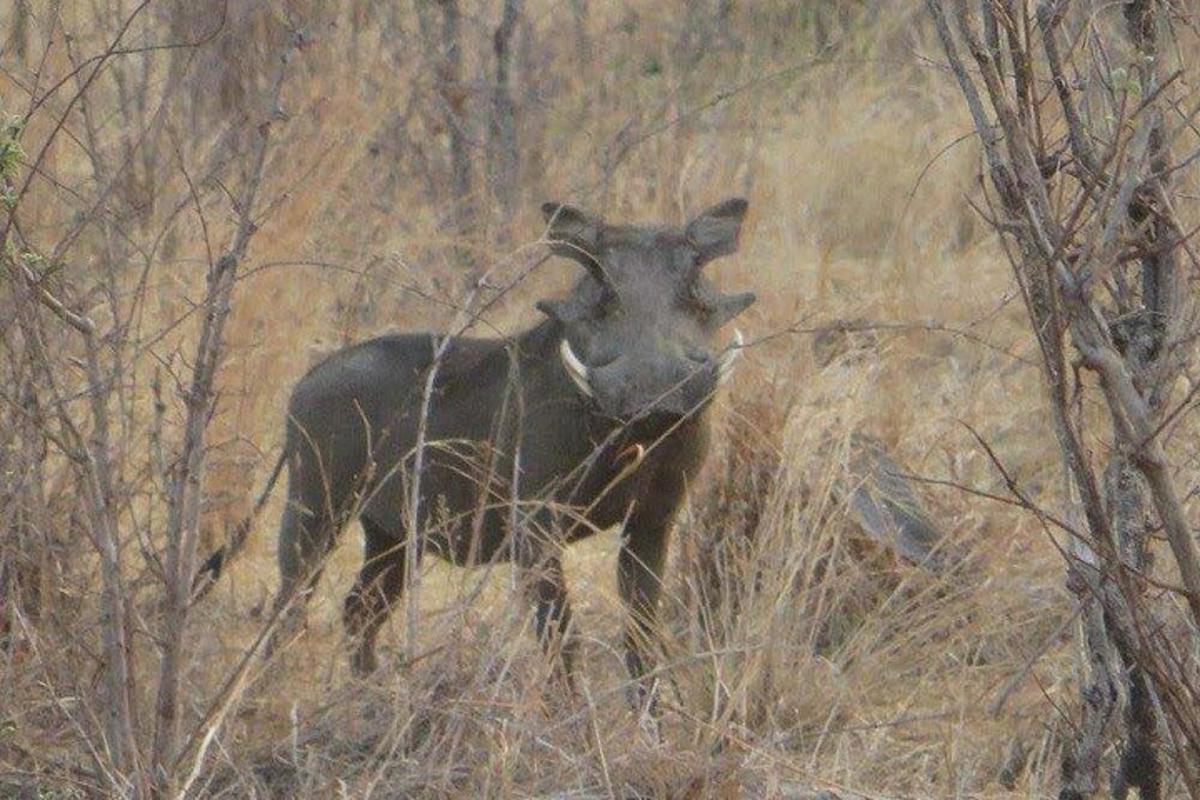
[686, 198, 748, 265]
[541, 202, 603, 277]
[535, 298, 580, 322]
[713, 291, 757, 326]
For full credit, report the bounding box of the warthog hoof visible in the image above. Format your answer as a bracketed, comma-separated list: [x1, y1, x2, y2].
[263, 607, 308, 661]
[350, 641, 379, 677]
[625, 677, 663, 743]
[343, 592, 384, 677]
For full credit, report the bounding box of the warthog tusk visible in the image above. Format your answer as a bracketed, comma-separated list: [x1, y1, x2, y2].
[559, 338, 593, 397]
[614, 442, 646, 469]
[717, 327, 744, 385]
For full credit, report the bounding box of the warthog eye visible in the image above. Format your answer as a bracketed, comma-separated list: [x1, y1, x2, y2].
[681, 286, 717, 321]
[591, 291, 620, 321]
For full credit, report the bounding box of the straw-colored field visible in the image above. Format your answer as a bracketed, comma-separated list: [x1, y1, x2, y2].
[4, 2, 1195, 797]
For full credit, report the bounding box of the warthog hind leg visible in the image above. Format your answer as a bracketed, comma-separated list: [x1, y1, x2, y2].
[268, 501, 343, 658]
[343, 516, 407, 676]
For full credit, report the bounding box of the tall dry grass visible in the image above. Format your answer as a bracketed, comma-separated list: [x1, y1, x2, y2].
[3, 1, 1196, 797]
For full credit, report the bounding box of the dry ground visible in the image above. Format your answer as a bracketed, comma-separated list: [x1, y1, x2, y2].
[4, 2, 1198, 797]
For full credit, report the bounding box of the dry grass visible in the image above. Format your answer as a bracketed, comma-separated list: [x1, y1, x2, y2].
[5, 1, 1197, 797]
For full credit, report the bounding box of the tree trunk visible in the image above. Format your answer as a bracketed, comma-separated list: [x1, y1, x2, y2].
[487, 0, 522, 229]
[435, 0, 475, 270]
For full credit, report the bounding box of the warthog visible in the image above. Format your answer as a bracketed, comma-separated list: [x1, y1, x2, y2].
[197, 199, 755, 703]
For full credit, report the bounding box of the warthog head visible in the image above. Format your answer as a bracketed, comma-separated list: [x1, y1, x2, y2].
[537, 198, 756, 421]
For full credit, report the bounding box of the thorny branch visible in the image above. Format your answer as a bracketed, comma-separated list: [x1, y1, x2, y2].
[926, 0, 1200, 796]
[151, 32, 301, 796]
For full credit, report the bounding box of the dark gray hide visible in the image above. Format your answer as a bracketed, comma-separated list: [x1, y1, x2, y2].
[273, 199, 755, 698]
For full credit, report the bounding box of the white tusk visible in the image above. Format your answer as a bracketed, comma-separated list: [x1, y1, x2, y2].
[559, 338, 593, 397]
[717, 327, 744, 385]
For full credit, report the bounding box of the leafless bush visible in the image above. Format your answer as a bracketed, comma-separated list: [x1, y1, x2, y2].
[927, 0, 1200, 795]
[0, 4, 310, 795]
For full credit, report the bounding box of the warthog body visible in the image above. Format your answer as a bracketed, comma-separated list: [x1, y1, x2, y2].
[208, 199, 755, 697]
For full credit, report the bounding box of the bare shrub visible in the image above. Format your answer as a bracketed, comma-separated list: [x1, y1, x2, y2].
[927, 0, 1200, 795]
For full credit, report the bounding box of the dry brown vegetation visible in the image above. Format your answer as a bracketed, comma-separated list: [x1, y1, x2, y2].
[2, 1, 1199, 797]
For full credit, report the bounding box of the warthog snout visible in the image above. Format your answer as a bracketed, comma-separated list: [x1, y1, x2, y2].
[560, 328, 744, 420]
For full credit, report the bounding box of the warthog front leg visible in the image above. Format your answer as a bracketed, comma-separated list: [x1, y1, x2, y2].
[514, 528, 578, 692]
[618, 488, 678, 725]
